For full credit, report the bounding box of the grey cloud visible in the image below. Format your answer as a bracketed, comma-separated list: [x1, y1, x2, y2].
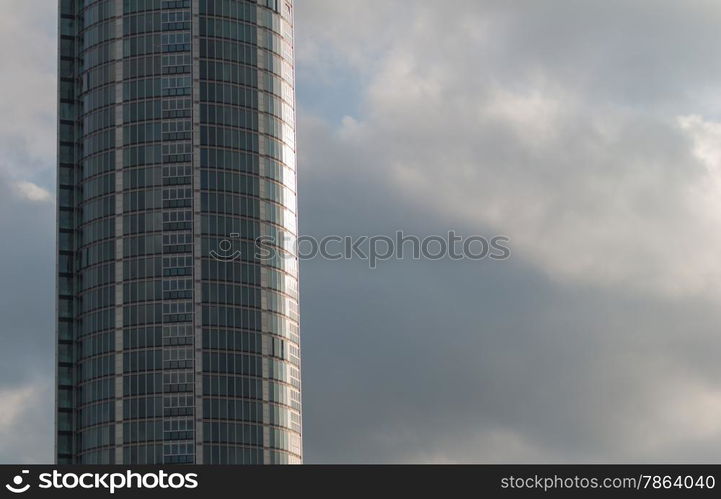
[298, 115, 721, 463]
[298, 0, 721, 112]
[0, 2, 56, 465]
[296, 0, 721, 463]
[298, 0, 721, 299]
[0, 176, 55, 387]
[0, 174, 55, 463]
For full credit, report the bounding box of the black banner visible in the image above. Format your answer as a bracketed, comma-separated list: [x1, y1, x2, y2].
[1, 465, 720, 498]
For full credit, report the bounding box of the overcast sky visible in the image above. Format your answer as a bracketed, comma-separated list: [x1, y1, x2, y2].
[5, 0, 721, 463]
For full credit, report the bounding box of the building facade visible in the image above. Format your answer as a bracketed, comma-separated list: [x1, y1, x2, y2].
[56, 0, 301, 464]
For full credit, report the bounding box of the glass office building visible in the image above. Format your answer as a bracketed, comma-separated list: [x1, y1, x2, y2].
[56, 0, 301, 464]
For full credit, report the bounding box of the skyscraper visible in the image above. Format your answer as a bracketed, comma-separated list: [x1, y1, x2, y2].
[56, 0, 301, 464]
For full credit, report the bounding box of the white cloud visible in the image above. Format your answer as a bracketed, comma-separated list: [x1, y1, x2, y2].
[14, 181, 52, 203]
[0, 381, 52, 464]
[0, 385, 38, 429]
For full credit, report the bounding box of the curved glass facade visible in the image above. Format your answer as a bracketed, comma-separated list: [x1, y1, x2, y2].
[56, 0, 301, 464]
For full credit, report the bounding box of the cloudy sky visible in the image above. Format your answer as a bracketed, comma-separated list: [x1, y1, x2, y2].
[5, 0, 721, 463]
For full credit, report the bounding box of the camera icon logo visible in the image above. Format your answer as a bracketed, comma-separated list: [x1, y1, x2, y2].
[5, 470, 30, 494]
